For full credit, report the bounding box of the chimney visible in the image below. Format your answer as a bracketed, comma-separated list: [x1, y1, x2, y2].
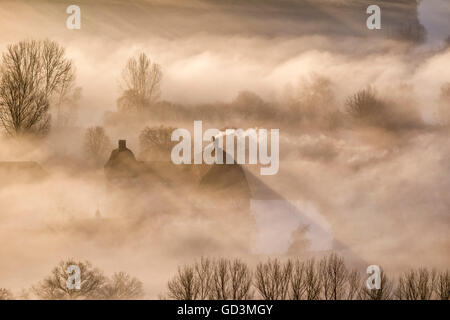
[118, 140, 126, 150]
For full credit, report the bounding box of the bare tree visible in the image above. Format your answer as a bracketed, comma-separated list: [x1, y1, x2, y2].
[167, 265, 198, 300]
[209, 258, 253, 300]
[346, 269, 361, 300]
[0, 288, 14, 300]
[396, 268, 436, 300]
[303, 258, 322, 300]
[359, 268, 393, 300]
[416, 268, 436, 300]
[100, 272, 145, 300]
[228, 259, 253, 300]
[319, 253, 349, 300]
[210, 258, 231, 299]
[167, 258, 214, 300]
[139, 125, 176, 161]
[41, 39, 77, 125]
[117, 53, 162, 113]
[0, 40, 75, 136]
[84, 126, 112, 165]
[167, 258, 252, 300]
[164, 256, 448, 301]
[345, 88, 385, 121]
[254, 259, 292, 300]
[193, 257, 214, 300]
[289, 259, 306, 300]
[434, 270, 449, 300]
[32, 259, 107, 300]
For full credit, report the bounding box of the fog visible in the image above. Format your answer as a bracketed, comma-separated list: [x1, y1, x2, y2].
[0, 0, 449, 298]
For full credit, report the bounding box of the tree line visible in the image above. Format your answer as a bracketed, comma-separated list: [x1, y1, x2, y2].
[2, 39, 450, 139]
[165, 254, 449, 300]
[1, 254, 448, 300]
[0, 259, 144, 300]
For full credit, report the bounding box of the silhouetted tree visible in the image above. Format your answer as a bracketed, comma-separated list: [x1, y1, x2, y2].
[117, 53, 162, 113]
[166, 258, 253, 300]
[209, 258, 253, 300]
[32, 259, 107, 300]
[396, 268, 436, 300]
[100, 272, 144, 300]
[303, 258, 322, 300]
[0, 40, 75, 136]
[227, 259, 253, 300]
[254, 259, 292, 300]
[167, 265, 198, 300]
[289, 259, 306, 300]
[318, 253, 349, 300]
[165, 255, 447, 301]
[346, 269, 361, 300]
[345, 88, 384, 120]
[210, 258, 231, 299]
[194, 257, 214, 300]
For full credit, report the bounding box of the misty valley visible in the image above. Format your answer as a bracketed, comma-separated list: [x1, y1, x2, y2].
[0, 0, 448, 302]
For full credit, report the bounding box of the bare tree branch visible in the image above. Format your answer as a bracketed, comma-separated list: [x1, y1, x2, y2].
[254, 259, 292, 300]
[100, 272, 145, 300]
[118, 53, 162, 113]
[0, 40, 75, 135]
[32, 259, 107, 300]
